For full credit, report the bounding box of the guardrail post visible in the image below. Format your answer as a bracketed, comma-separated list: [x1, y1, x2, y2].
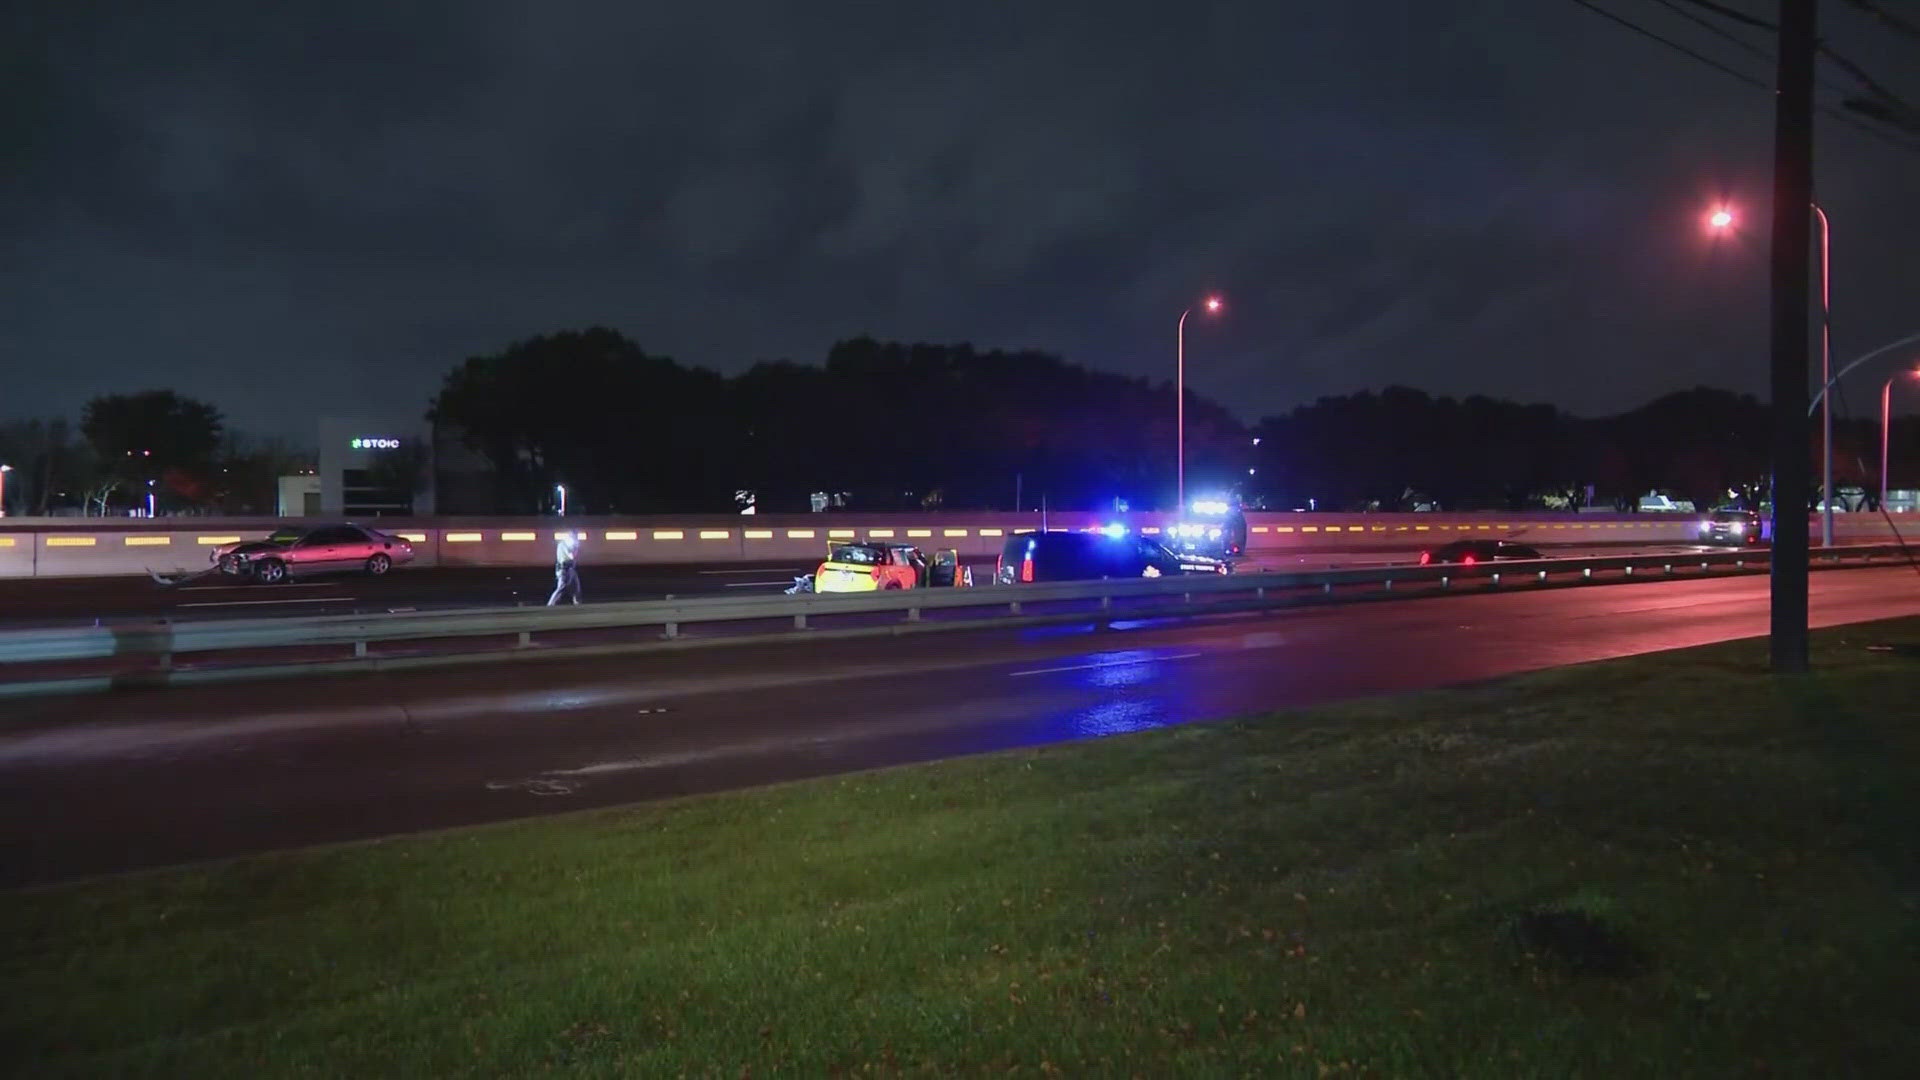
[1537, 570, 1548, 583]
[1009, 601, 1021, 615]
[353, 640, 367, 659]
[1623, 566, 1634, 577]
[1701, 561, 1709, 572]
[1440, 575, 1451, 590]
[1383, 579, 1393, 591]
[1735, 559, 1745, 570]
[907, 606, 921, 622]
[1490, 572, 1501, 586]
[1322, 582, 1332, 595]
[793, 613, 807, 630]
[663, 621, 679, 640]
[517, 630, 532, 648]
[1582, 567, 1592, 580]
[1664, 563, 1673, 575]
[1099, 594, 1112, 610]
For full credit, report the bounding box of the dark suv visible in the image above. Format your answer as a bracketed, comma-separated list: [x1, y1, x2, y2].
[996, 531, 1228, 584]
[1698, 509, 1764, 546]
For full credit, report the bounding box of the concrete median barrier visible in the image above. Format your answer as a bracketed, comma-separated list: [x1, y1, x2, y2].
[1, 512, 1910, 579]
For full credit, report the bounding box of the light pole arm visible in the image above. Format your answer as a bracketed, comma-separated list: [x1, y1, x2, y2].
[1809, 330, 1920, 416]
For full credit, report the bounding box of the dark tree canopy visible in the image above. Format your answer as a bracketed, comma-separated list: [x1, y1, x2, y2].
[78, 390, 225, 508]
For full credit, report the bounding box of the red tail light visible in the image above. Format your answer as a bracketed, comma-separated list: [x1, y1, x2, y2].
[1462, 554, 1476, 566]
[1419, 551, 1431, 566]
[871, 567, 883, 582]
[1021, 555, 1034, 583]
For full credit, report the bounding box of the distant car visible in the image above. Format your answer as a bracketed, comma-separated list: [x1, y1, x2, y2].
[996, 530, 1229, 584]
[1698, 509, 1764, 546]
[212, 523, 415, 584]
[811, 542, 966, 593]
[1419, 539, 1543, 566]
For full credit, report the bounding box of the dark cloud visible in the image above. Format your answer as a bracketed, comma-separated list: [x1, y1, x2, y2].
[3, 0, 1917, 440]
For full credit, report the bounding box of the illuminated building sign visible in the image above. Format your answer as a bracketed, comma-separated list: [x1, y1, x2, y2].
[350, 437, 402, 450]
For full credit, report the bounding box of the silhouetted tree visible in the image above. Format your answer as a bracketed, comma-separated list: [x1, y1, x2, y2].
[79, 391, 225, 512]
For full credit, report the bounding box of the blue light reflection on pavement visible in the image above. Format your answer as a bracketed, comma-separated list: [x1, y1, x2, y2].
[1011, 647, 1193, 742]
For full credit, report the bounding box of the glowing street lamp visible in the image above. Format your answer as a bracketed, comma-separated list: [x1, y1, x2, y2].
[1708, 207, 1734, 230]
[0, 463, 12, 518]
[1177, 295, 1224, 508]
[555, 483, 568, 517]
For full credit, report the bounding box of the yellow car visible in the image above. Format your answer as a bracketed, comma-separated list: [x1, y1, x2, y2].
[812, 542, 967, 593]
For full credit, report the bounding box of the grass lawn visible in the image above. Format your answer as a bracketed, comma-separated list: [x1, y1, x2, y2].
[5, 621, 1920, 1077]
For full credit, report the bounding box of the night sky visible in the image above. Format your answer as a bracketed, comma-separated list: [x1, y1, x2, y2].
[6, 1, 1918, 440]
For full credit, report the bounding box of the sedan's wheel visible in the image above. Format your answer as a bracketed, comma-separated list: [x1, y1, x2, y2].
[255, 558, 288, 585]
[365, 553, 392, 576]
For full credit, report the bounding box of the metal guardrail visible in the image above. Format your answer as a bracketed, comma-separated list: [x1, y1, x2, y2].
[0, 544, 1906, 692]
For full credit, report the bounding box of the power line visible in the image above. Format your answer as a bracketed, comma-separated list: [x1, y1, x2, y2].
[1658, 0, 1862, 97]
[1654, 0, 1771, 61]
[1562, 0, 1920, 154]
[1840, 0, 1920, 44]
[1564, 0, 1768, 89]
[1670, 0, 1777, 33]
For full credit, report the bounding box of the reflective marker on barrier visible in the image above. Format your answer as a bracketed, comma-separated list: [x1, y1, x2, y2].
[744, 530, 774, 539]
[788, 530, 816, 539]
[653, 530, 685, 540]
[907, 529, 932, 537]
[699, 531, 730, 540]
[605, 531, 638, 540]
[868, 529, 895, 538]
[943, 529, 968, 537]
[124, 536, 170, 546]
[445, 533, 483, 542]
[501, 532, 536, 541]
[828, 529, 856, 538]
[46, 536, 96, 547]
[197, 535, 243, 545]
[979, 528, 1004, 537]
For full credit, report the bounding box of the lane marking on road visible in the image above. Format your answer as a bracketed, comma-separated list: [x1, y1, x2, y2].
[176, 582, 335, 592]
[178, 597, 357, 608]
[1009, 652, 1201, 678]
[699, 568, 803, 575]
[485, 778, 580, 796]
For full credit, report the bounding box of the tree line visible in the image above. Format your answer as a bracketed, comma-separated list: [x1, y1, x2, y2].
[429, 328, 1913, 515]
[5, 328, 1915, 517]
[0, 391, 310, 517]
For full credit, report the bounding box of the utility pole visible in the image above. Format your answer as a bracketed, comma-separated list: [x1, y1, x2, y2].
[1768, 0, 1816, 673]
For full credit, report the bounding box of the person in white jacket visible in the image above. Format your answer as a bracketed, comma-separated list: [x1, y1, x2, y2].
[548, 529, 584, 606]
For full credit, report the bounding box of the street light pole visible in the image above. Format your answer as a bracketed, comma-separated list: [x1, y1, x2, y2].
[1177, 308, 1187, 511]
[1176, 296, 1222, 510]
[1814, 202, 1833, 546]
[0, 464, 12, 518]
[1708, 199, 1832, 542]
[1883, 376, 1894, 512]
[1883, 370, 1919, 511]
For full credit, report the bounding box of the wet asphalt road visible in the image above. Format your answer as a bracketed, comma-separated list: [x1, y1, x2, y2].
[2, 565, 1914, 888]
[0, 543, 1709, 628]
